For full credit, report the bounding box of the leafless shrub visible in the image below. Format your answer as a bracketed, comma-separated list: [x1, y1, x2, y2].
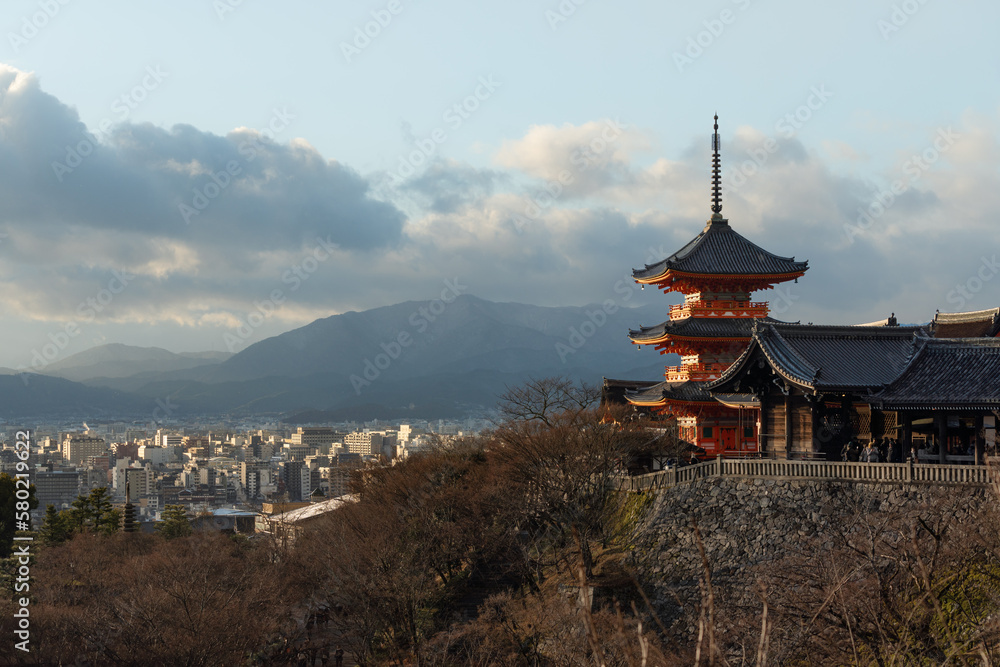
[1, 531, 289, 666]
[498, 377, 601, 427]
[722, 484, 1000, 666]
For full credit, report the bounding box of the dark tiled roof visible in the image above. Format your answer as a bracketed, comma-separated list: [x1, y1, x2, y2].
[625, 380, 718, 405]
[629, 316, 781, 342]
[634, 218, 808, 280]
[603, 378, 660, 390]
[931, 307, 1000, 338]
[601, 378, 660, 406]
[708, 322, 926, 392]
[713, 393, 760, 408]
[851, 314, 898, 327]
[874, 338, 1000, 409]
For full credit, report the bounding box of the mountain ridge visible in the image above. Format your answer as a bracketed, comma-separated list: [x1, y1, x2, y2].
[4, 295, 676, 419]
[41, 343, 232, 382]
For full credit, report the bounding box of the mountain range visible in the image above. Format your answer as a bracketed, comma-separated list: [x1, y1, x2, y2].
[12, 295, 678, 421]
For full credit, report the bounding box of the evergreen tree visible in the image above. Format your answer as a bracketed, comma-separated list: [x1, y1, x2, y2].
[156, 504, 193, 539]
[0, 472, 37, 558]
[66, 493, 92, 532]
[39, 504, 71, 546]
[66, 487, 120, 535]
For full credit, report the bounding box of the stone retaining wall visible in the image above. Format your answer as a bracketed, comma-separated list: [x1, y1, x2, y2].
[627, 476, 992, 638]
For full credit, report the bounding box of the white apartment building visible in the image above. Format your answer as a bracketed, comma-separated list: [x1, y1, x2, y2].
[137, 445, 173, 465]
[155, 430, 183, 449]
[113, 460, 154, 499]
[343, 431, 380, 456]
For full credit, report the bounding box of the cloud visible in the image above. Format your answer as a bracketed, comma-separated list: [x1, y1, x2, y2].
[0, 64, 408, 330]
[1, 62, 998, 366]
[397, 159, 505, 214]
[401, 114, 1000, 329]
[0, 64, 404, 251]
[494, 120, 652, 198]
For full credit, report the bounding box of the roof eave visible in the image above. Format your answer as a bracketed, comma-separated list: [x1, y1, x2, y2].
[634, 269, 808, 285]
[704, 341, 761, 392]
[878, 402, 1000, 411]
[625, 397, 668, 407]
[628, 332, 751, 344]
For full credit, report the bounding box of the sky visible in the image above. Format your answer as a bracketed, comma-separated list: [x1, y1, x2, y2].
[1, 0, 999, 370]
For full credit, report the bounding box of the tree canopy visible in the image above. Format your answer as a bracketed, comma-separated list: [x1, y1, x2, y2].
[0, 472, 37, 558]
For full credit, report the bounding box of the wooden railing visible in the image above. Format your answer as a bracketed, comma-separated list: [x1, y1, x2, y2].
[668, 300, 769, 320]
[664, 362, 730, 382]
[610, 458, 990, 492]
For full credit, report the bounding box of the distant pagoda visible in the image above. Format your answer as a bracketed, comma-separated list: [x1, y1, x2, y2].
[121, 481, 138, 533]
[624, 115, 808, 456]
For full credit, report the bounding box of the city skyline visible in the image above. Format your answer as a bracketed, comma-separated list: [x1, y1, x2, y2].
[1, 1, 998, 369]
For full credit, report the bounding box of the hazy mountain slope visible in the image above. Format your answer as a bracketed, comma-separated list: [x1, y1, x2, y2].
[205, 295, 673, 384]
[3, 296, 678, 419]
[0, 374, 156, 418]
[41, 343, 231, 382]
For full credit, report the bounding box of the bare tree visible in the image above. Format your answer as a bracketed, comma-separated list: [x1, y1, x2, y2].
[497, 376, 600, 427]
[492, 411, 654, 578]
[11, 531, 291, 666]
[726, 485, 1000, 666]
[294, 442, 525, 665]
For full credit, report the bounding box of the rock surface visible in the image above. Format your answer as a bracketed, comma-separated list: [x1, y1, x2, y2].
[627, 476, 990, 638]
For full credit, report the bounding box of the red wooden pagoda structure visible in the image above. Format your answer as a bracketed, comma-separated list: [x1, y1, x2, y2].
[624, 116, 808, 456]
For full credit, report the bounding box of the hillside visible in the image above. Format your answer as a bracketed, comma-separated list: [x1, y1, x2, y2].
[1, 296, 678, 418]
[41, 343, 230, 382]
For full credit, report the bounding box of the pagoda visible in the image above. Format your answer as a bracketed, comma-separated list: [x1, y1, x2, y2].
[624, 116, 808, 456]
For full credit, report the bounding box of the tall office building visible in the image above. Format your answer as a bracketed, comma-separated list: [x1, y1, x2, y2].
[62, 434, 108, 466]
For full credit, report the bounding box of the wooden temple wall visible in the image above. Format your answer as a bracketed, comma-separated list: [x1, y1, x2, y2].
[761, 393, 907, 460]
[762, 397, 785, 457]
[762, 394, 818, 458]
[792, 400, 813, 455]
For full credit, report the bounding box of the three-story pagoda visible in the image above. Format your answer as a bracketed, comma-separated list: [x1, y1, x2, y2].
[625, 116, 808, 456]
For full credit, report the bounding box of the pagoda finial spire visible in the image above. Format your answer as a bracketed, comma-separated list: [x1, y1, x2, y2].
[711, 114, 723, 218]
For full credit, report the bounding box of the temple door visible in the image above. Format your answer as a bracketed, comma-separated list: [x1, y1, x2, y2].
[720, 427, 736, 452]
